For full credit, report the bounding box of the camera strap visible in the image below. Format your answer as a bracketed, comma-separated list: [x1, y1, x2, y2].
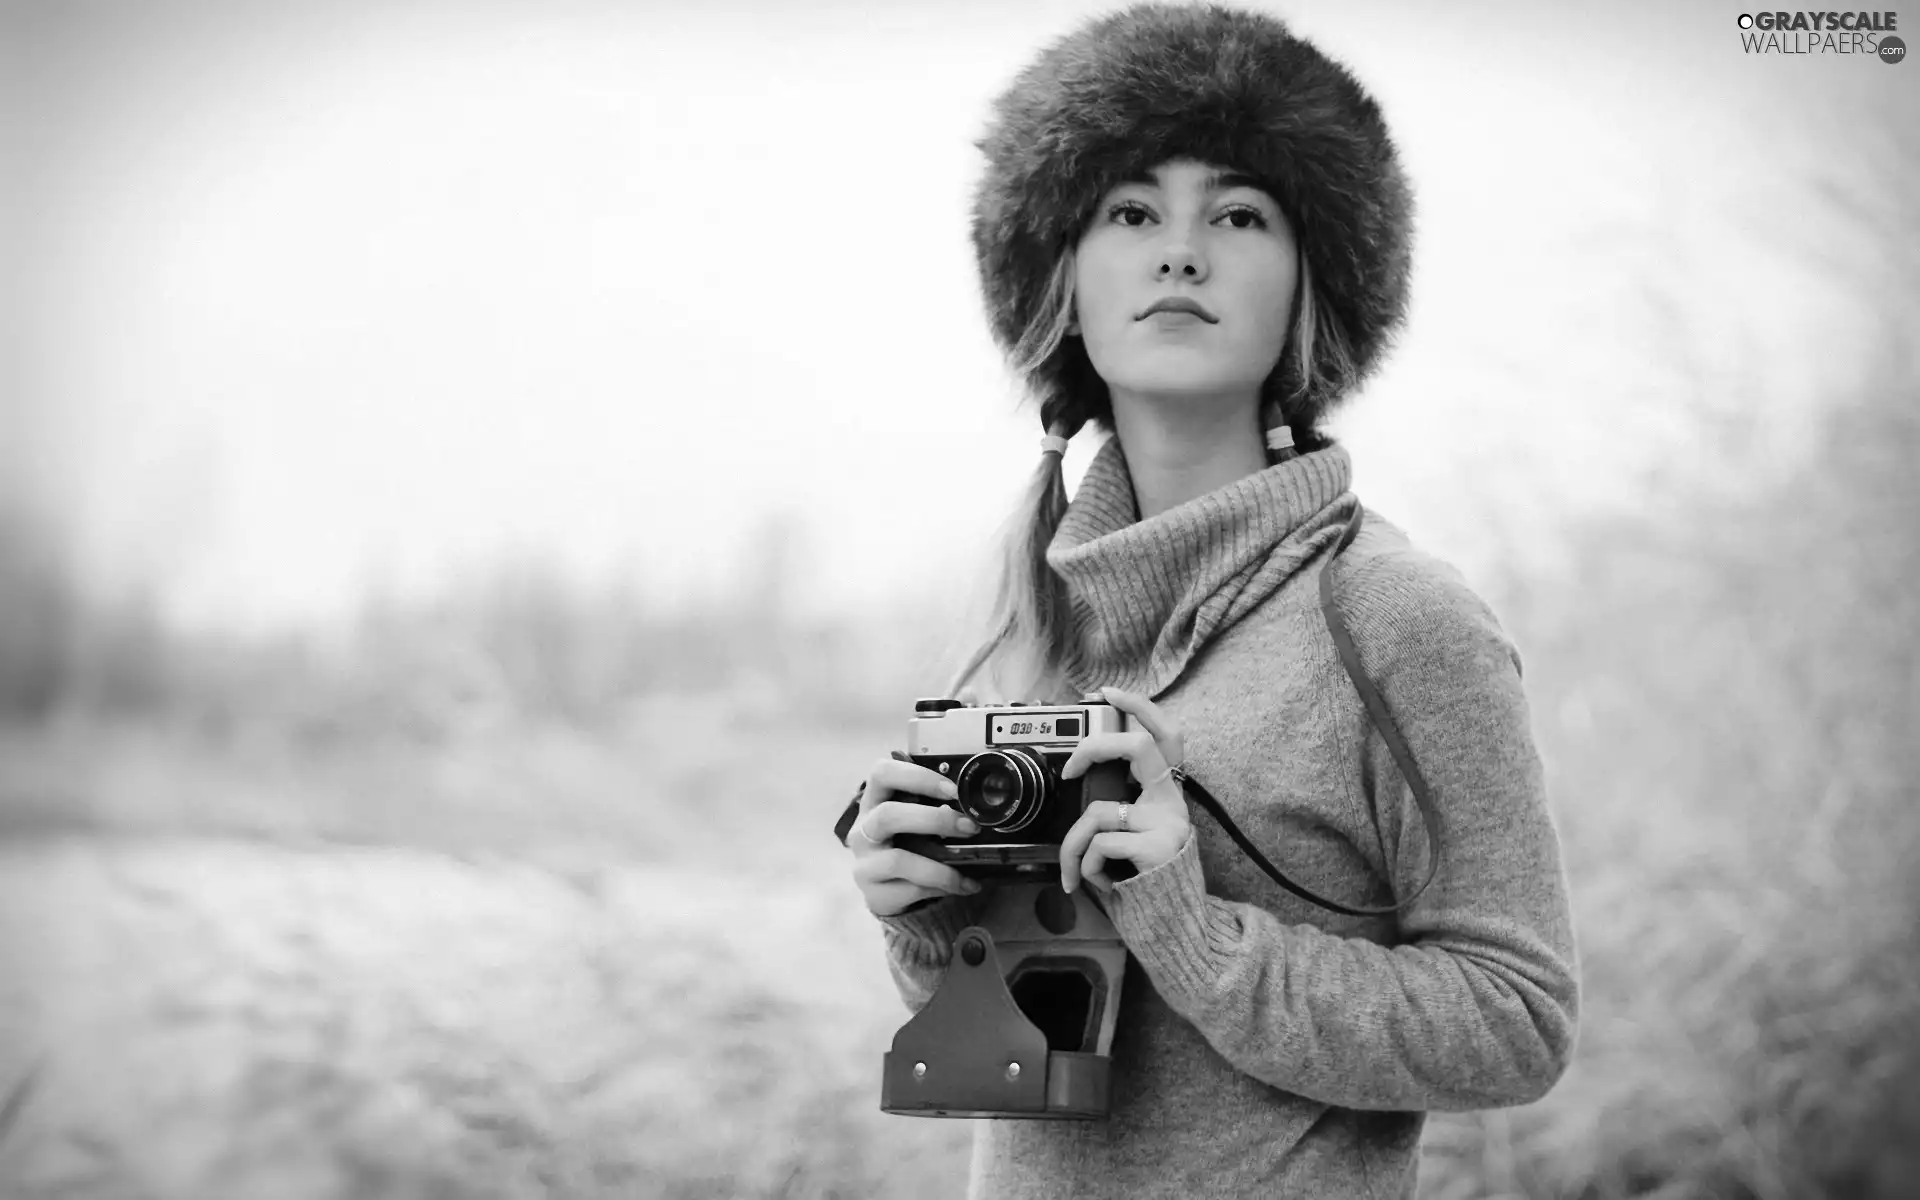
[832, 501, 1444, 919]
[1171, 500, 1443, 918]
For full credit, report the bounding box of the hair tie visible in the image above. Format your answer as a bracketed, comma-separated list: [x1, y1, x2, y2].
[1265, 425, 1295, 453]
[1040, 434, 1070, 458]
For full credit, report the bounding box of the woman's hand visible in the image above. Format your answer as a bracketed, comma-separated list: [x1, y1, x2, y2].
[1058, 685, 1193, 895]
[847, 755, 985, 917]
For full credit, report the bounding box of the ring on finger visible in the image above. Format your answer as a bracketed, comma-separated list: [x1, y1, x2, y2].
[1116, 802, 1130, 832]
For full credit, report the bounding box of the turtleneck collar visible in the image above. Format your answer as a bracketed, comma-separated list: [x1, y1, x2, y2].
[1046, 433, 1358, 698]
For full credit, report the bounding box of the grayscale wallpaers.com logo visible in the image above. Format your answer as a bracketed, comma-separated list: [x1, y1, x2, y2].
[1736, 11, 1904, 59]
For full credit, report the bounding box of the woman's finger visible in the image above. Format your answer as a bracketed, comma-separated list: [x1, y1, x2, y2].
[1079, 830, 1141, 892]
[1100, 686, 1187, 771]
[1058, 731, 1159, 782]
[864, 881, 961, 917]
[1059, 800, 1126, 891]
[875, 847, 982, 895]
[862, 756, 961, 816]
[861, 801, 978, 848]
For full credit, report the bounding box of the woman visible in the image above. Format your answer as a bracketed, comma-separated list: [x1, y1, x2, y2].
[841, 4, 1580, 1197]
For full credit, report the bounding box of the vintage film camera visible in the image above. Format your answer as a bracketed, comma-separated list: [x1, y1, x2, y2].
[880, 695, 1143, 1120]
[863, 504, 1440, 1121]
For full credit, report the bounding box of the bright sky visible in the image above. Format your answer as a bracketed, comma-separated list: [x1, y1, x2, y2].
[8, 0, 1909, 634]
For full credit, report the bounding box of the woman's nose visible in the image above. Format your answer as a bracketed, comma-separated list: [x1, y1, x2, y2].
[1157, 242, 1205, 280]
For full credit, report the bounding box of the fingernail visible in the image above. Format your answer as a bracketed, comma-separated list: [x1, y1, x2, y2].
[963, 880, 983, 893]
[942, 780, 959, 798]
[956, 817, 979, 834]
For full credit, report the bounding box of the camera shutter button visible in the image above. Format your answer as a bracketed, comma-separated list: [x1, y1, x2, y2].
[960, 936, 986, 967]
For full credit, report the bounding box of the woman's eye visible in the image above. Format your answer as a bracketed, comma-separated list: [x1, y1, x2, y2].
[1106, 201, 1267, 229]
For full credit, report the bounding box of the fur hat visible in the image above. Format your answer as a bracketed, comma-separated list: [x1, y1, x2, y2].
[969, 1, 1415, 439]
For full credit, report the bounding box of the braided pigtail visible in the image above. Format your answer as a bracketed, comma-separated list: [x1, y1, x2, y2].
[1263, 239, 1359, 464]
[945, 401, 1084, 702]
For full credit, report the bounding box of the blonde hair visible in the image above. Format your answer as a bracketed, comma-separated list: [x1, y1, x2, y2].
[945, 237, 1349, 702]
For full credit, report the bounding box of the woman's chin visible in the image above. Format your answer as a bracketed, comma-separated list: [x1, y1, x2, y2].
[1106, 370, 1256, 399]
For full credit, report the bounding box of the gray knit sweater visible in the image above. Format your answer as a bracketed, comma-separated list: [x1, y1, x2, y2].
[872, 434, 1581, 1199]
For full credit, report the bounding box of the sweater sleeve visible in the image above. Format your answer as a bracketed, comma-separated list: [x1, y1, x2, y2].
[1103, 569, 1581, 1113]
[871, 893, 989, 1014]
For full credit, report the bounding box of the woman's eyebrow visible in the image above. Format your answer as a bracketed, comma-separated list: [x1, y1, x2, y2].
[1117, 169, 1267, 193]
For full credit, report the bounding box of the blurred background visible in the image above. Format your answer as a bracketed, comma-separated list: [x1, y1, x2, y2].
[1, 0, 1915, 1196]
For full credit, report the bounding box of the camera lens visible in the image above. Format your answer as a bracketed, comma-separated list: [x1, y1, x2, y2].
[974, 764, 1019, 814]
[955, 748, 1050, 833]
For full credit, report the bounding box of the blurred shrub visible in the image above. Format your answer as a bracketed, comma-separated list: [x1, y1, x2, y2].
[0, 521, 955, 746]
[0, 505, 176, 722]
[0, 506, 75, 720]
[1421, 318, 1920, 1198]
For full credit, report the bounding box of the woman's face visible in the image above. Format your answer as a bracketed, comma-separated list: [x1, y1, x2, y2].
[1071, 157, 1298, 407]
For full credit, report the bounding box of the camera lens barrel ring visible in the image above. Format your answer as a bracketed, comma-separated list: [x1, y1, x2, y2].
[955, 747, 1051, 833]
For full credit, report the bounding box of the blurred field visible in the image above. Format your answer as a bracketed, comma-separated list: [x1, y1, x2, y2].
[0, 698, 985, 1200]
[4, 361, 1919, 1200]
